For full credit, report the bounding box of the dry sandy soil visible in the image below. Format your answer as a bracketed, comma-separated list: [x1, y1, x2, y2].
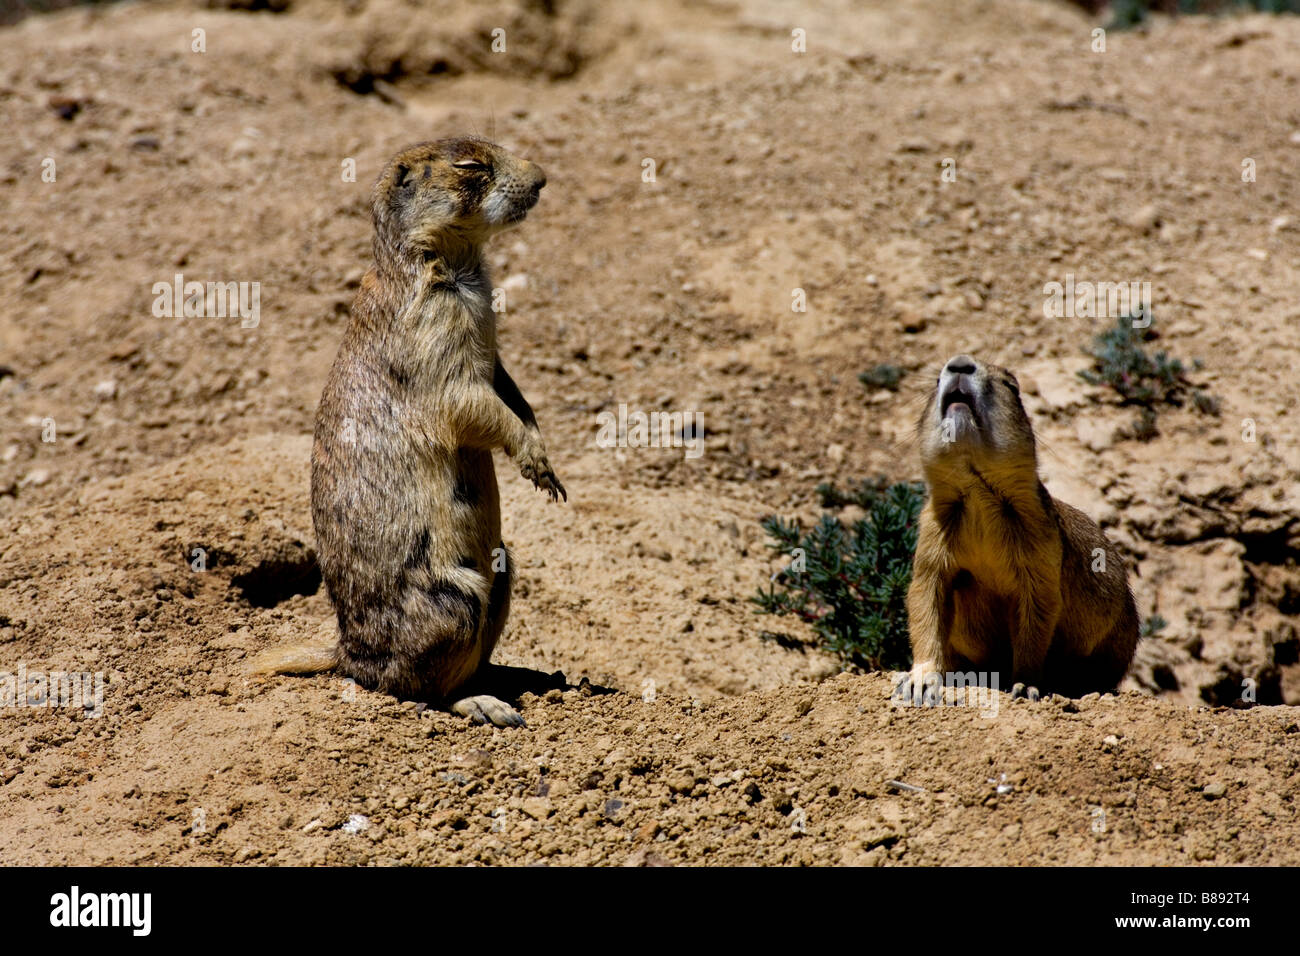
[1, 0, 1298, 865]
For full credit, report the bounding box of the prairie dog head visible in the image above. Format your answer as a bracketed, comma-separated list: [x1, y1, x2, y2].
[918, 354, 1036, 479]
[373, 138, 546, 254]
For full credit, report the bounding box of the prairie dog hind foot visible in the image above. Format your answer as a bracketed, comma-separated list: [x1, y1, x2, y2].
[451, 694, 526, 728]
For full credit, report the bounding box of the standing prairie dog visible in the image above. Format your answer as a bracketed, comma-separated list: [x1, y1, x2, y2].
[903, 354, 1138, 700]
[252, 138, 565, 727]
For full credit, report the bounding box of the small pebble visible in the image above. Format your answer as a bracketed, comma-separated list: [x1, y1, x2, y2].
[342, 813, 369, 834]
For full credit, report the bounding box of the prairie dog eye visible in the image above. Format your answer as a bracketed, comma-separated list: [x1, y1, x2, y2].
[452, 160, 491, 173]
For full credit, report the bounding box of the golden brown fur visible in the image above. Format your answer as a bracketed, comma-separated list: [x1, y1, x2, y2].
[251, 138, 564, 727]
[903, 355, 1138, 700]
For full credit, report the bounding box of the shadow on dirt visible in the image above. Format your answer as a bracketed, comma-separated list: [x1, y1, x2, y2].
[471, 663, 619, 704]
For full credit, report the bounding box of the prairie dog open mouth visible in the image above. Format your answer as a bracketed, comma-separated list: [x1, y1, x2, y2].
[940, 378, 979, 426]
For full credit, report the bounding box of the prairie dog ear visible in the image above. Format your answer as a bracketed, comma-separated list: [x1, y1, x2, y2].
[1005, 372, 1020, 395]
[393, 164, 411, 189]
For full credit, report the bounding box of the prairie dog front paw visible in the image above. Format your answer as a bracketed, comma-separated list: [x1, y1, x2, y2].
[516, 436, 566, 502]
[895, 661, 943, 706]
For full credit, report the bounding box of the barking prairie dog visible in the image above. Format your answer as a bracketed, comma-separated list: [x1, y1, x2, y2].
[902, 354, 1138, 701]
[252, 138, 564, 727]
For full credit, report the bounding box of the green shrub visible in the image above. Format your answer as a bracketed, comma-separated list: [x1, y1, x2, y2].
[1089, 0, 1300, 30]
[1140, 614, 1169, 639]
[753, 479, 924, 672]
[1079, 313, 1218, 439]
[858, 364, 906, 392]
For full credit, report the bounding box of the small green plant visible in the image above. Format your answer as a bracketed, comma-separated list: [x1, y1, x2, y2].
[858, 363, 906, 392]
[1140, 614, 1168, 639]
[753, 478, 924, 672]
[1079, 313, 1218, 439]
[815, 475, 892, 509]
[1090, 0, 1300, 30]
[1130, 406, 1159, 442]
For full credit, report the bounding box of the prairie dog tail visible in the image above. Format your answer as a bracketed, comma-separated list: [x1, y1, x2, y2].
[249, 641, 340, 676]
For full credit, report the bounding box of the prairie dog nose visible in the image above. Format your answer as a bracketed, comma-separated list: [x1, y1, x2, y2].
[528, 162, 547, 191]
[945, 355, 977, 376]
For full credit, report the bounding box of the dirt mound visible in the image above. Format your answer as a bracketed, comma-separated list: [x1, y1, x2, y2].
[1, 0, 1298, 864]
[300, 0, 629, 96]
